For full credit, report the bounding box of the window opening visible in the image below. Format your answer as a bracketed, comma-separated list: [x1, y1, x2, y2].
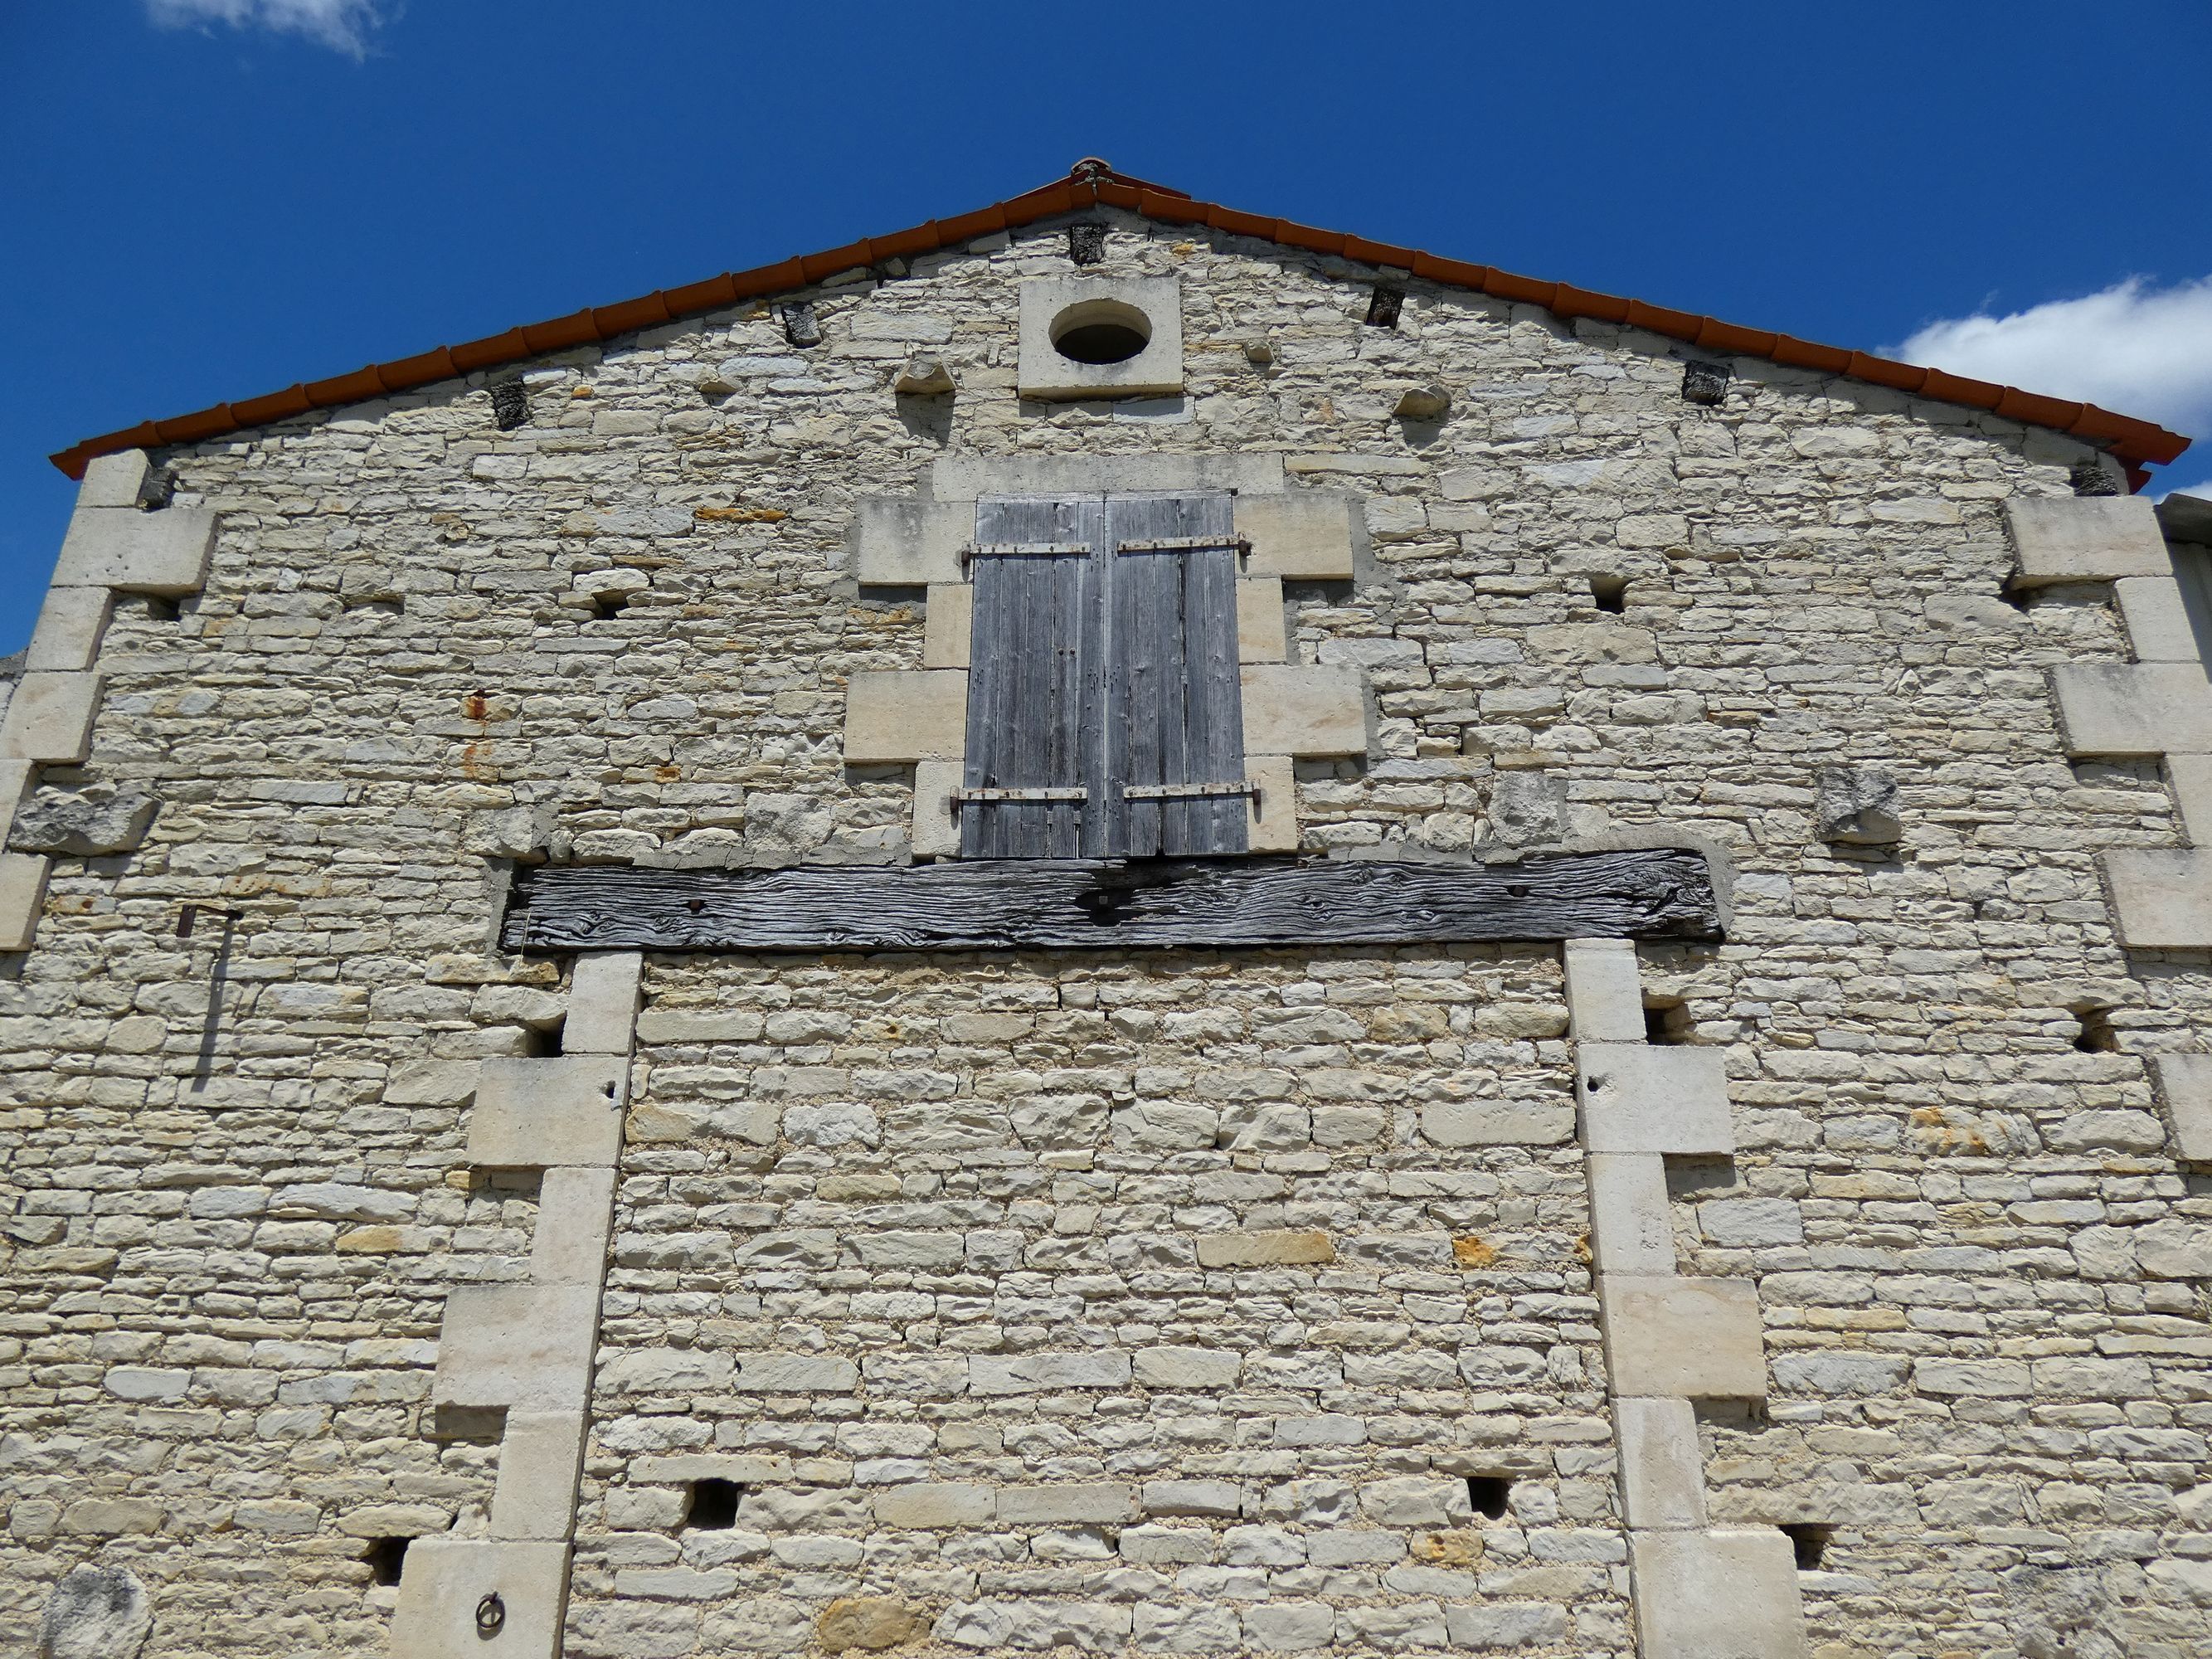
[1365, 286, 1403, 328]
[960, 492, 1247, 859]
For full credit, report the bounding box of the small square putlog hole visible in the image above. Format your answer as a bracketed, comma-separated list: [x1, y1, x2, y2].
[684, 1478, 741, 1530]
[1365, 286, 1404, 328]
[522, 1017, 566, 1058]
[1643, 998, 1693, 1045]
[2072, 1005, 2119, 1053]
[1465, 1476, 1512, 1520]
[1780, 1521, 1832, 1570]
[364, 1535, 410, 1586]
[1589, 574, 1628, 614]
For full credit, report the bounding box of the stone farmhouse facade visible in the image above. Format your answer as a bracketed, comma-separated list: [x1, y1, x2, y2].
[4, 159, 2211, 1659]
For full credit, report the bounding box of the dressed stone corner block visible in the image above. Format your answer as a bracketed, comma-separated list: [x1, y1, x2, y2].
[1236, 576, 1287, 663]
[391, 1537, 570, 1659]
[2114, 577, 2204, 663]
[432, 1283, 600, 1411]
[468, 1056, 627, 1169]
[1239, 664, 1365, 757]
[53, 504, 216, 594]
[2166, 754, 2212, 842]
[923, 583, 974, 668]
[1563, 937, 1646, 1042]
[527, 1166, 618, 1287]
[23, 586, 115, 674]
[1602, 1276, 1768, 1401]
[561, 951, 642, 1056]
[2103, 849, 2212, 951]
[0, 760, 33, 845]
[0, 672, 104, 766]
[1577, 1044, 1736, 1157]
[1587, 1154, 1678, 1276]
[853, 497, 970, 586]
[2004, 495, 2171, 586]
[0, 853, 51, 953]
[2150, 1051, 2212, 1163]
[490, 1411, 589, 1542]
[911, 759, 962, 859]
[78, 448, 156, 509]
[1631, 1529, 1806, 1659]
[1244, 754, 1299, 854]
[1235, 492, 1359, 581]
[1616, 1395, 1708, 1530]
[1016, 274, 1184, 400]
[844, 669, 967, 765]
[2050, 662, 2212, 758]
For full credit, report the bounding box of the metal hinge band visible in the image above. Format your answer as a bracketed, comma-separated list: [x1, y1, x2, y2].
[1114, 536, 1251, 554]
[1121, 780, 1261, 801]
[952, 786, 1091, 810]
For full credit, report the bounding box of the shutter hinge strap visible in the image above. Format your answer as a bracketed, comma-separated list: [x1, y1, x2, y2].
[1121, 780, 1261, 801]
[951, 786, 1091, 810]
[961, 540, 1094, 562]
[1113, 535, 1252, 555]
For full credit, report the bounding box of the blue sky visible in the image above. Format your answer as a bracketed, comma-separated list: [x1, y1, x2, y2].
[3, 1, 2210, 651]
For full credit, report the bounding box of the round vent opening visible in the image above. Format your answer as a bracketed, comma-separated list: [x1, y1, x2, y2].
[1051, 299, 1151, 365]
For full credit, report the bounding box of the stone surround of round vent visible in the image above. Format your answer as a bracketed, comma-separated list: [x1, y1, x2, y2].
[1018, 274, 1183, 400]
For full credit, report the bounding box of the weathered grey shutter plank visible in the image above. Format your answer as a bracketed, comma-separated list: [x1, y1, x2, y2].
[1182, 532, 1246, 852]
[1105, 492, 1246, 857]
[964, 496, 1097, 859]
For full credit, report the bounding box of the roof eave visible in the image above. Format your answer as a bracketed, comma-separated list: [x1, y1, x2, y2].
[48, 160, 2192, 484]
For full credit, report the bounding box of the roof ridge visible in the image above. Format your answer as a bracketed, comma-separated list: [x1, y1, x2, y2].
[48, 159, 2190, 484]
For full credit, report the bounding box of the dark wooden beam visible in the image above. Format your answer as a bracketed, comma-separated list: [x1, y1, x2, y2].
[500, 849, 1720, 954]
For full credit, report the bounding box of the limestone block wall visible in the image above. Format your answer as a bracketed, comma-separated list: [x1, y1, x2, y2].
[0, 205, 2207, 1659]
[574, 948, 1617, 1657]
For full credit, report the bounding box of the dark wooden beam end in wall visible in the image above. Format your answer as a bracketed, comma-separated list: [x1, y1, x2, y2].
[500, 849, 1721, 954]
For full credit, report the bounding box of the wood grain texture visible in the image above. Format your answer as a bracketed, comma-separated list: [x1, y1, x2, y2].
[1106, 493, 1245, 856]
[962, 497, 1096, 858]
[500, 849, 1721, 953]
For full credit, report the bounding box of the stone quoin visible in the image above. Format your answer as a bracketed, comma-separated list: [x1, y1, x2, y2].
[2, 161, 2210, 1659]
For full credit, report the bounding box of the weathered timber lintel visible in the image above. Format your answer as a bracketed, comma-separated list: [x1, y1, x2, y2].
[499, 849, 1720, 954]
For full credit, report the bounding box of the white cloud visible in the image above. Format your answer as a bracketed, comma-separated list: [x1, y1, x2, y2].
[146, 0, 386, 57]
[1889, 277, 2212, 470]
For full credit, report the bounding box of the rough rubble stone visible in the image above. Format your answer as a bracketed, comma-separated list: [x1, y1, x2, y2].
[39, 1566, 152, 1659]
[1813, 765, 1902, 844]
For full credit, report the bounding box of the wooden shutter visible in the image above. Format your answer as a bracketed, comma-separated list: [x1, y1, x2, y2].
[960, 490, 1247, 859]
[960, 496, 1102, 858]
[1102, 493, 1249, 857]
